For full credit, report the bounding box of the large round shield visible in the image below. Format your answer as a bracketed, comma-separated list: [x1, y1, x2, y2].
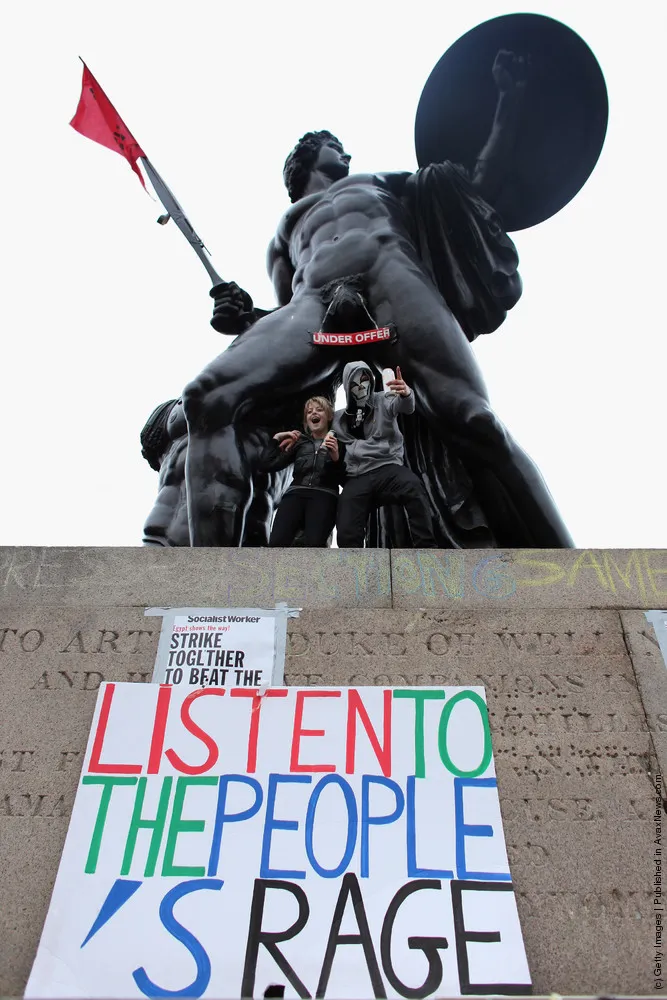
[414, 13, 608, 231]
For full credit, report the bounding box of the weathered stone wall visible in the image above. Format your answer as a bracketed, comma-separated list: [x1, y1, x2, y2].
[1, 546, 666, 609]
[1, 547, 665, 997]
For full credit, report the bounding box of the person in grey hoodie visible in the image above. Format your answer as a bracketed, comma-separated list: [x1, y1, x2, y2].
[333, 362, 436, 547]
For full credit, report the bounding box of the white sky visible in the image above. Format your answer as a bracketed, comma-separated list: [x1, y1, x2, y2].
[1, 0, 664, 547]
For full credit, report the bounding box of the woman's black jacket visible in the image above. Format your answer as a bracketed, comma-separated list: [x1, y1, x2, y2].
[262, 435, 345, 493]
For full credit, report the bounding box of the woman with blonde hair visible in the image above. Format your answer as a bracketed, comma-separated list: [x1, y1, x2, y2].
[264, 396, 344, 547]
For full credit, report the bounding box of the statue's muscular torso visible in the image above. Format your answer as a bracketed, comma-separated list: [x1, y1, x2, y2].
[269, 172, 417, 299]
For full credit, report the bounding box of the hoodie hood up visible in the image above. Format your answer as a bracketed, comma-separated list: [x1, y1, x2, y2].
[342, 361, 375, 409]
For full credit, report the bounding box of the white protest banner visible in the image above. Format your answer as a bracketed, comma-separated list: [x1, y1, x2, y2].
[646, 610, 667, 670]
[145, 607, 292, 688]
[26, 684, 531, 998]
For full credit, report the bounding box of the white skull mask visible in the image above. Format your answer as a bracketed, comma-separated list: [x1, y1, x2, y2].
[350, 372, 372, 405]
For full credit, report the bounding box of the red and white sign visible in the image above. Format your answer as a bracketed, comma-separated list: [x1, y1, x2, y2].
[313, 327, 392, 346]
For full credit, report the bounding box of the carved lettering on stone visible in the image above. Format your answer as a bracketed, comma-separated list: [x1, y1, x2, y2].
[30, 671, 108, 690]
[515, 795, 649, 822]
[516, 889, 651, 920]
[0, 627, 156, 656]
[499, 709, 647, 736]
[95, 630, 119, 652]
[60, 631, 87, 653]
[57, 751, 81, 771]
[0, 628, 45, 652]
[495, 743, 651, 780]
[127, 671, 152, 683]
[506, 841, 550, 866]
[0, 793, 69, 818]
[0, 750, 35, 771]
[296, 671, 606, 694]
[283, 674, 324, 687]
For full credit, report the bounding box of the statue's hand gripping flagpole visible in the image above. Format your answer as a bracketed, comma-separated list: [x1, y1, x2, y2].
[70, 60, 223, 286]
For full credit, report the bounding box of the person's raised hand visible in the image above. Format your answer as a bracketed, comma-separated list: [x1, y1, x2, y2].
[386, 366, 411, 397]
[276, 430, 302, 452]
[324, 432, 339, 461]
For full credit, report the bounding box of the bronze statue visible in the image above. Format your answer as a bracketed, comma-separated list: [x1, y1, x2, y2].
[139, 14, 607, 549]
[182, 49, 574, 548]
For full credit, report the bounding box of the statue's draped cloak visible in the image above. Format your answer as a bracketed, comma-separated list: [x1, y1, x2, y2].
[372, 162, 528, 548]
[409, 161, 522, 342]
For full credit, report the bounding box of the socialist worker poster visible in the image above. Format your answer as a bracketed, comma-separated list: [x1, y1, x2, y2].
[146, 606, 288, 689]
[26, 683, 531, 998]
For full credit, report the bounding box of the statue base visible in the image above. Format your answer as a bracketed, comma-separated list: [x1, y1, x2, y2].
[0, 545, 664, 996]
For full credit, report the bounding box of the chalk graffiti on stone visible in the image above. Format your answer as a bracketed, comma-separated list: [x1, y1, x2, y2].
[26, 683, 530, 998]
[392, 550, 667, 601]
[2, 549, 667, 606]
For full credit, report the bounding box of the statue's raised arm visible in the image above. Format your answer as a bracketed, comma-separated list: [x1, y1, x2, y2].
[471, 50, 526, 203]
[415, 13, 608, 231]
[266, 230, 296, 308]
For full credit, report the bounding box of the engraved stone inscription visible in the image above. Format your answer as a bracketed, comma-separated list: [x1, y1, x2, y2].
[0, 793, 69, 818]
[0, 626, 156, 656]
[516, 888, 652, 920]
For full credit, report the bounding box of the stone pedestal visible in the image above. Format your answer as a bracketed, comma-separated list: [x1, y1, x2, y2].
[1, 546, 665, 997]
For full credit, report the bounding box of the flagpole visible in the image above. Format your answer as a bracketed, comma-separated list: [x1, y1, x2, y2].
[71, 61, 225, 289]
[140, 157, 224, 287]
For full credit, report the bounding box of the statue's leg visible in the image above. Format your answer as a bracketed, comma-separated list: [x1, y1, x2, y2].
[184, 424, 250, 546]
[168, 486, 191, 547]
[243, 474, 274, 547]
[369, 258, 574, 547]
[182, 294, 335, 546]
[242, 433, 289, 546]
[142, 483, 180, 546]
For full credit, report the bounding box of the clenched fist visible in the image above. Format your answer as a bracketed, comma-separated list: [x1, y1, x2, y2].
[324, 431, 340, 462]
[210, 281, 255, 335]
[492, 50, 528, 94]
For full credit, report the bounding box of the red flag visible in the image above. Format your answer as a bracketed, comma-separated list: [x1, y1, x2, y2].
[70, 62, 146, 188]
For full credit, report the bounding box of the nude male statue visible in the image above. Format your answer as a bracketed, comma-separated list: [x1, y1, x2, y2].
[183, 51, 573, 547]
[140, 398, 289, 546]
